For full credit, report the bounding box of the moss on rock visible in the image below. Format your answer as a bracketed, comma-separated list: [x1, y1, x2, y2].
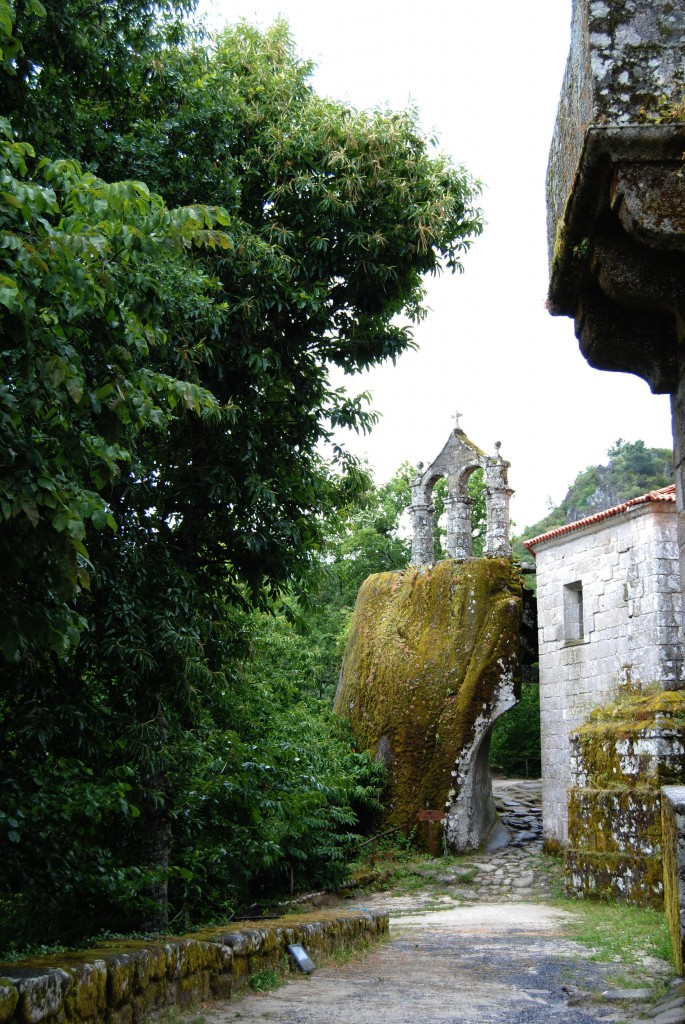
[661, 787, 685, 974]
[566, 850, 665, 907]
[568, 786, 662, 854]
[0, 981, 19, 1024]
[335, 558, 522, 835]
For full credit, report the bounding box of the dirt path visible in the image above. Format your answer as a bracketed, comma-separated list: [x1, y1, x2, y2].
[201, 901, 666, 1024]
[193, 782, 683, 1024]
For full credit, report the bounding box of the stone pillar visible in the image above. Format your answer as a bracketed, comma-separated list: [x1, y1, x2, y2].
[484, 452, 513, 558]
[445, 495, 473, 559]
[484, 488, 513, 558]
[672, 374, 685, 625]
[410, 502, 434, 566]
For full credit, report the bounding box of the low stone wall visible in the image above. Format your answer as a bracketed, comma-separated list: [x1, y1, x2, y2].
[0, 910, 388, 1024]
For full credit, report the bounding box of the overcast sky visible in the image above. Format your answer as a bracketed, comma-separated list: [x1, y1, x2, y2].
[200, 0, 673, 529]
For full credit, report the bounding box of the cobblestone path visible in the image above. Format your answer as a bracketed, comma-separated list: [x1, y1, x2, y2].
[198, 779, 684, 1024]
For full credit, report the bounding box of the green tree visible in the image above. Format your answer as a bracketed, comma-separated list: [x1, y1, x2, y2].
[1, 0, 197, 154]
[293, 463, 414, 699]
[0, 604, 387, 952]
[489, 683, 541, 778]
[469, 468, 487, 556]
[0, 8, 484, 941]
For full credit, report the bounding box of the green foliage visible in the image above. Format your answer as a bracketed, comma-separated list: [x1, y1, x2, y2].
[1, 0, 198, 155]
[489, 682, 541, 778]
[0, 607, 387, 955]
[468, 469, 486, 556]
[249, 969, 283, 992]
[0, 1, 483, 950]
[0, 114, 230, 662]
[432, 476, 448, 559]
[639, 91, 685, 125]
[276, 463, 414, 701]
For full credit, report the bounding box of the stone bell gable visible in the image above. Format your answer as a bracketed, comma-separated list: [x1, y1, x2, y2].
[409, 419, 514, 566]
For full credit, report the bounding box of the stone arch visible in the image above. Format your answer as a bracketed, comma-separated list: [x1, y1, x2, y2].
[454, 463, 476, 489]
[409, 422, 513, 566]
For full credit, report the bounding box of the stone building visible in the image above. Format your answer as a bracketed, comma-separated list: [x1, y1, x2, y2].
[525, 485, 682, 845]
[543, 0, 685, 920]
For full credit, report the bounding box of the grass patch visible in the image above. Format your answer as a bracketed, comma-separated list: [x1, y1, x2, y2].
[555, 898, 673, 968]
[159, 1011, 206, 1024]
[248, 968, 284, 992]
[319, 934, 390, 966]
[349, 844, 482, 894]
[535, 853, 566, 900]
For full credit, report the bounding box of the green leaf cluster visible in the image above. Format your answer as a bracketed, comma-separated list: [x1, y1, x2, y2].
[489, 682, 541, 778]
[0, 114, 230, 661]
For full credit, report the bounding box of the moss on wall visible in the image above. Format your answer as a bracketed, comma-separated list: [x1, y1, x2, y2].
[334, 558, 522, 832]
[566, 851, 665, 906]
[566, 689, 685, 907]
[573, 690, 685, 791]
[568, 787, 662, 854]
[0, 912, 388, 1024]
[661, 790, 684, 974]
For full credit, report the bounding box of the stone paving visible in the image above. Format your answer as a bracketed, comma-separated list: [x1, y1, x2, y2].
[465, 777, 549, 902]
[352, 778, 552, 915]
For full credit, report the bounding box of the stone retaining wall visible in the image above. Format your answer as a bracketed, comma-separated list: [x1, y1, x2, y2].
[0, 911, 388, 1024]
[565, 690, 685, 906]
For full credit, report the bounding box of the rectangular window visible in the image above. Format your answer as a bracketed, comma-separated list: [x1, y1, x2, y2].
[564, 581, 584, 642]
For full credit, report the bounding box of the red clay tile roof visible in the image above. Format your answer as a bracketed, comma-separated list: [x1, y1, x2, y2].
[524, 484, 676, 555]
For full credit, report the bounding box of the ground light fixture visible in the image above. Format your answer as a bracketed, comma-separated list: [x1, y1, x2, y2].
[286, 943, 316, 973]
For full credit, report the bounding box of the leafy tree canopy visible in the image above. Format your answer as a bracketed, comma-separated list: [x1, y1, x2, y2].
[1, 8, 484, 662]
[0, 2, 485, 942]
[1, 0, 197, 152]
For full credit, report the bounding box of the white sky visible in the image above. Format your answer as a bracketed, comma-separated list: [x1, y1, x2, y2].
[200, 0, 673, 530]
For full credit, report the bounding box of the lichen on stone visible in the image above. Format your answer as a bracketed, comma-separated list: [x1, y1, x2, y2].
[0, 982, 18, 1024]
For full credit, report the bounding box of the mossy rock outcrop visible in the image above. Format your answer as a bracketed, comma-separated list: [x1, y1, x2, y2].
[335, 558, 522, 851]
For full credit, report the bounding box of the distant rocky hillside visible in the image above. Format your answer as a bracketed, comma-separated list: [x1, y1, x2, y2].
[515, 440, 673, 557]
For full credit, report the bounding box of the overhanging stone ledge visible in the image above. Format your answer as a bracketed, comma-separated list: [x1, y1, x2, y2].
[548, 124, 685, 321]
